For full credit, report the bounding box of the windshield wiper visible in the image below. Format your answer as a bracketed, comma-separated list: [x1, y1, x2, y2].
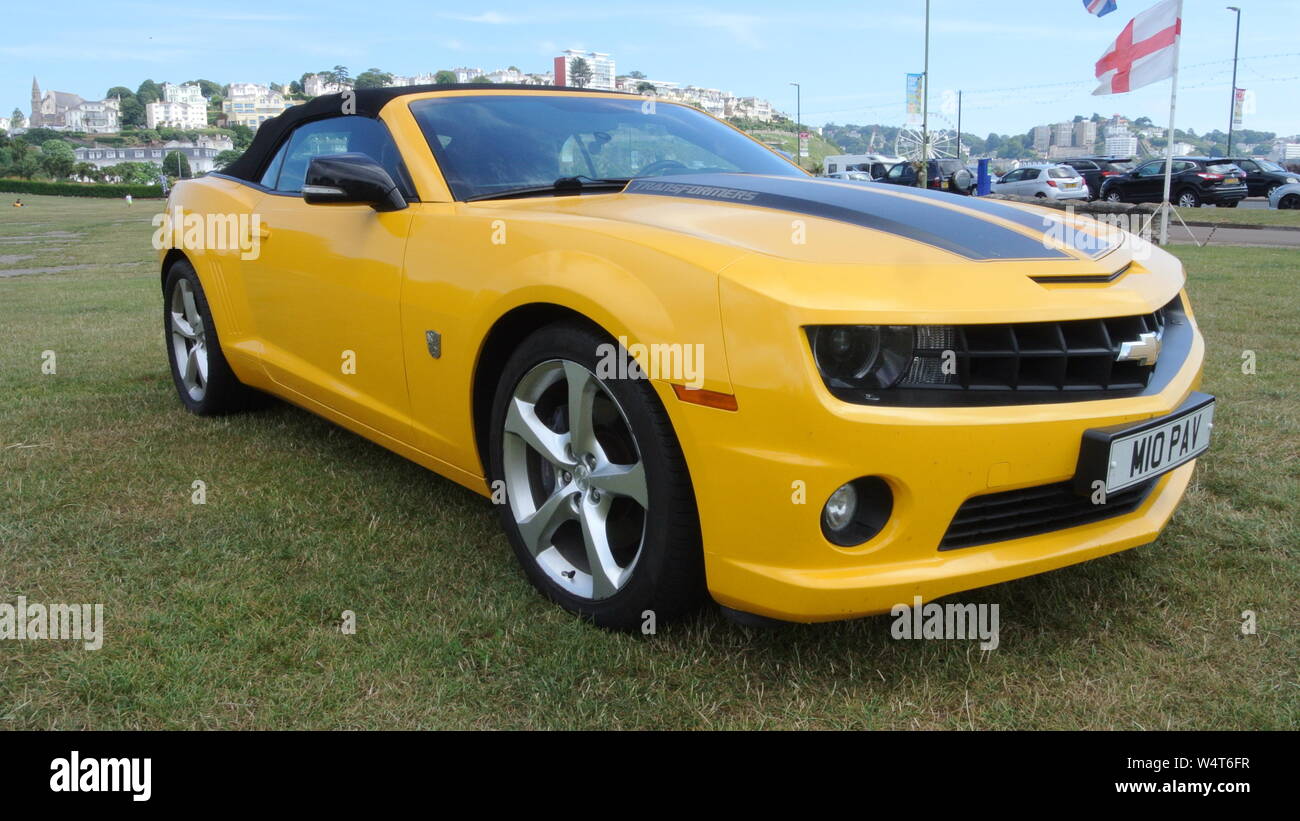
[465, 176, 632, 202]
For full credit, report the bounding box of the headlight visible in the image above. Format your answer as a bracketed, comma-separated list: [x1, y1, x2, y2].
[1287, 177, 1299, 184]
[807, 325, 913, 389]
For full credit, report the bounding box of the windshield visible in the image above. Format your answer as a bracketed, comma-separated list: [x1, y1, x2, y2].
[1206, 163, 1240, 174]
[409, 95, 805, 200]
[1256, 159, 1286, 172]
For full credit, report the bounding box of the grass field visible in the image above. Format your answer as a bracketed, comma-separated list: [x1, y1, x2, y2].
[1174, 205, 1300, 227]
[1, 193, 1296, 730]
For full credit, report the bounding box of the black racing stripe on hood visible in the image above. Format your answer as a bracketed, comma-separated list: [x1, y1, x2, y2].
[623, 174, 1071, 261]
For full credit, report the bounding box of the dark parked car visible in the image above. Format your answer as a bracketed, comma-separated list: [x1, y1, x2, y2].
[1099, 157, 1248, 208]
[878, 159, 974, 194]
[1058, 156, 1135, 199]
[1214, 157, 1299, 198]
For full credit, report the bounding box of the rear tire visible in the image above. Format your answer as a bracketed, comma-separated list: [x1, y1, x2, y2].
[1176, 189, 1202, 208]
[1105, 189, 1123, 203]
[487, 321, 705, 630]
[163, 258, 259, 415]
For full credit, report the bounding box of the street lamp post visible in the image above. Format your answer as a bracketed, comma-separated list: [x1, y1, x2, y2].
[789, 81, 801, 169]
[1226, 6, 1242, 155]
[919, 0, 930, 188]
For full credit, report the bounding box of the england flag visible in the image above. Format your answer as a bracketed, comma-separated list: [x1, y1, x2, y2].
[1084, 0, 1118, 17]
[1094, 0, 1182, 95]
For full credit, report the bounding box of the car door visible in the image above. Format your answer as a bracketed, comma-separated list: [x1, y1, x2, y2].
[1129, 160, 1167, 202]
[1233, 159, 1262, 195]
[241, 115, 417, 443]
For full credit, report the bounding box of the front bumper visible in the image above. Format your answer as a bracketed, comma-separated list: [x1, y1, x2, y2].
[658, 289, 1206, 623]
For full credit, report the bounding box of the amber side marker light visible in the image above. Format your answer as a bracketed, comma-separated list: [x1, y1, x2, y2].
[672, 384, 739, 411]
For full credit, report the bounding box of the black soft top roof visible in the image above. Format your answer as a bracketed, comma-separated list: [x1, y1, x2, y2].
[222, 83, 636, 182]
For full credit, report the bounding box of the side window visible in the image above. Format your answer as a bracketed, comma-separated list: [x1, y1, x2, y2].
[259, 141, 289, 189]
[1238, 160, 1258, 172]
[1137, 161, 1163, 177]
[274, 116, 413, 197]
[887, 163, 906, 180]
[827, 163, 838, 174]
[1175, 161, 1196, 174]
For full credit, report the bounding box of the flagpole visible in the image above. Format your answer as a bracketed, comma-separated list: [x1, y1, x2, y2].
[1159, 0, 1184, 245]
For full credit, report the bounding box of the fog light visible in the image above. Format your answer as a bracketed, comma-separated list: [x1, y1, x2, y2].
[822, 483, 858, 532]
[821, 477, 894, 547]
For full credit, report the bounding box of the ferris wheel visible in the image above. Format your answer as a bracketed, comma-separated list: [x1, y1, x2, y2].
[895, 112, 961, 162]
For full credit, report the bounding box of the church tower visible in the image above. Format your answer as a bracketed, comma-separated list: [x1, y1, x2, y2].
[30, 77, 42, 128]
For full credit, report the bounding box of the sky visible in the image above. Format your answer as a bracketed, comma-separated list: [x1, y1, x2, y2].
[3, 0, 1297, 140]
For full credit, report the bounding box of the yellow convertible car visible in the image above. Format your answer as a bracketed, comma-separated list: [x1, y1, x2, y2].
[159, 85, 1213, 629]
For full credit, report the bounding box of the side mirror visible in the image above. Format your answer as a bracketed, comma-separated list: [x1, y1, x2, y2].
[303, 153, 407, 212]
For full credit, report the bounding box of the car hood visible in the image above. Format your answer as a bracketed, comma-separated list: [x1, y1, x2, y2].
[472, 173, 1180, 319]
[505, 173, 1121, 265]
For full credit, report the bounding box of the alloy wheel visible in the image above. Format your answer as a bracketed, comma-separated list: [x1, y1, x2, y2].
[169, 278, 208, 401]
[501, 359, 649, 600]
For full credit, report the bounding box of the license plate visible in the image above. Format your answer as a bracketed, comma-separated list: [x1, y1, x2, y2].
[1074, 393, 1215, 495]
[1224, 177, 1238, 185]
[1065, 182, 1079, 189]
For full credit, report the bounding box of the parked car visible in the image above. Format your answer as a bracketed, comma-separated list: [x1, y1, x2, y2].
[823, 171, 873, 182]
[1058, 156, 1135, 199]
[166, 84, 1211, 628]
[1214, 157, 1299, 198]
[1100, 157, 1248, 207]
[878, 159, 975, 194]
[991, 164, 1090, 201]
[1267, 182, 1300, 209]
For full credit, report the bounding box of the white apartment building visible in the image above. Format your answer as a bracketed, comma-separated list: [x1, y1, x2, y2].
[1105, 133, 1139, 157]
[1031, 125, 1052, 153]
[63, 98, 120, 133]
[0, 117, 9, 133]
[222, 83, 292, 129]
[303, 74, 352, 96]
[147, 84, 208, 130]
[452, 67, 486, 83]
[1268, 139, 1300, 162]
[554, 50, 616, 90]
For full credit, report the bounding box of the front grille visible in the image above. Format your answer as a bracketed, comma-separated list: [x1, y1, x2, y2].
[903, 303, 1170, 394]
[939, 478, 1157, 550]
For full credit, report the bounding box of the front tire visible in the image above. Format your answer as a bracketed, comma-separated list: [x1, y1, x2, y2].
[1105, 189, 1123, 203]
[488, 322, 705, 630]
[163, 258, 258, 415]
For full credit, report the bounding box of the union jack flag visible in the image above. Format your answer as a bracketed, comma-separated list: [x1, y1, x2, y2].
[1084, 0, 1118, 16]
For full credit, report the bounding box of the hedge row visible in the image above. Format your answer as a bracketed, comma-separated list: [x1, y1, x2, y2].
[0, 178, 165, 199]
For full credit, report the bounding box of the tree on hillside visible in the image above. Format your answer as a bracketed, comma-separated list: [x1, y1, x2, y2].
[229, 124, 254, 151]
[102, 161, 163, 185]
[471, 75, 492, 83]
[119, 97, 146, 128]
[323, 65, 351, 87]
[355, 68, 395, 89]
[136, 79, 162, 104]
[187, 79, 222, 98]
[106, 86, 135, 102]
[636, 81, 655, 94]
[39, 139, 76, 180]
[628, 70, 646, 79]
[163, 150, 191, 178]
[568, 58, 593, 88]
[434, 70, 457, 85]
[213, 149, 243, 171]
[10, 108, 26, 130]
[73, 162, 101, 182]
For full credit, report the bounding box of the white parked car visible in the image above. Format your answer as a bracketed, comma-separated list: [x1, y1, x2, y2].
[1267, 182, 1300, 209]
[823, 171, 873, 182]
[993, 164, 1090, 201]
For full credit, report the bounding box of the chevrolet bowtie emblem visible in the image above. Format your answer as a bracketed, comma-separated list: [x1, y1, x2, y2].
[1117, 331, 1162, 367]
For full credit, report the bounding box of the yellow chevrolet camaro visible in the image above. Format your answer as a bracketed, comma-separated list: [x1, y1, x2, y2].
[159, 85, 1213, 629]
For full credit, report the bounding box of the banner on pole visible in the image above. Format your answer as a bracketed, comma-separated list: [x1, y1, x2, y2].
[906, 74, 924, 126]
[1232, 88, 1247, 126]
